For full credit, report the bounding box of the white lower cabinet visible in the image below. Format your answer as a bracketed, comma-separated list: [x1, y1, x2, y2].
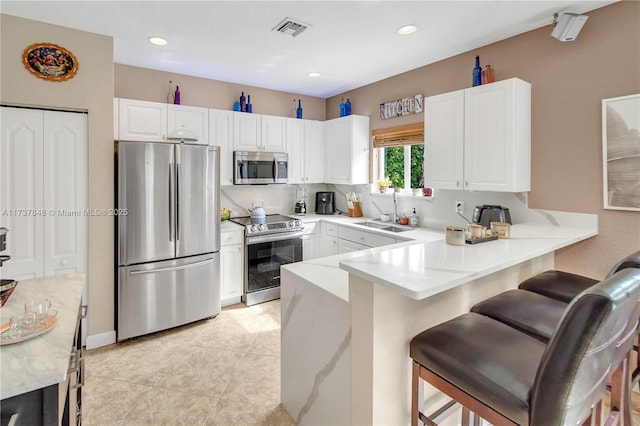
[337, 226, 396, 254]
[338, 239, 368, 253]
[220, 226, 243, 306]
[302, 222, 317, 261]
[321, 222, 340, 257]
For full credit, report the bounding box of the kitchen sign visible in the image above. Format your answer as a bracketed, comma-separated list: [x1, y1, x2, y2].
[380, 94, 423, 119]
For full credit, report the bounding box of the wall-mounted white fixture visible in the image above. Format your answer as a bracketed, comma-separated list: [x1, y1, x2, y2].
[551, 13, 588, 42]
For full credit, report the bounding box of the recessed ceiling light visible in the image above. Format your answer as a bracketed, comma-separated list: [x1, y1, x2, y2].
[307, 72, 321, 78]
[148, 36, 168, 46]
[397, 25, 417, 35]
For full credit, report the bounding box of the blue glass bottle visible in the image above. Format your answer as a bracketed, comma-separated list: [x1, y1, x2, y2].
[339, 99, 346, 117]
[240, 91, 246, 112]
[246, 95, 252, 113]
[345, 98, 352, 116]
[472, 56, 482, 87]
[296, 99, 302, 119]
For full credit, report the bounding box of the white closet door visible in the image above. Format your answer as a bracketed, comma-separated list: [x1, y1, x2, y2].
[43, 111, 87, 276]
[0, 107, 45, 281]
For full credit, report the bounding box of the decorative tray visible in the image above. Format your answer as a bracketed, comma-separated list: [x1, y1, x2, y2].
[0, 314, 58, 345]
[465, 235, 499, 244]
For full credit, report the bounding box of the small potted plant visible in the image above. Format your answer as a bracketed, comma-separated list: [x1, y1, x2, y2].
[376, 177, 392, 193]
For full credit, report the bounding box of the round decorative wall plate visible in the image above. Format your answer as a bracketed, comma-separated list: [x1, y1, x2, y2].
[22, 42, 78, 82]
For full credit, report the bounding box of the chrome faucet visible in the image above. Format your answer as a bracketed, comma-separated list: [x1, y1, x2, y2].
[393, 191, 399, 223]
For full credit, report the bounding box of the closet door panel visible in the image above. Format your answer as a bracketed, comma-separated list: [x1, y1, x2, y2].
[43, 111, 88, 276]
[0, 107, 44, 280]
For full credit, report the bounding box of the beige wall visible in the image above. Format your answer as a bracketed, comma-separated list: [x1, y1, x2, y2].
[328, 1, 640, 280]
[115, 64, 326, 120]
[1, 15, 114, 336]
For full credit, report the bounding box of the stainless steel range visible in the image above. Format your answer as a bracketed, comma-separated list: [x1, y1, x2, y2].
[230, 214, 303, 306]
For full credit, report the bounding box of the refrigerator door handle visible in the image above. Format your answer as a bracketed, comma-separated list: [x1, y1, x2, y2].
[176, 163, 180, 241]
[169, 162, 174, 242]
[129, 257, 214, 276]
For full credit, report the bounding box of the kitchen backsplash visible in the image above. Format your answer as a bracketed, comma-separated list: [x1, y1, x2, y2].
[221, 183, 330, 218]
[222, 182, 591, 230]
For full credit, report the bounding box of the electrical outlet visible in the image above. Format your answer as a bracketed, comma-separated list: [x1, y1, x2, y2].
[455, 201, 464, 215]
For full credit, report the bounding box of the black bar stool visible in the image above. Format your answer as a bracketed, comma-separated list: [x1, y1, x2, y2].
[410, 269, 640, 426]
[471, 250, 640, 425]
[519, 250, 640, 301]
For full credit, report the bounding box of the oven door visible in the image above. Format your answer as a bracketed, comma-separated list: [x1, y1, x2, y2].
[245, 231, 302, 305]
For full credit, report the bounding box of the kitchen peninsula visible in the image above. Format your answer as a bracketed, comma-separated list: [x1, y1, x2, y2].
[281, 210, 597, 425]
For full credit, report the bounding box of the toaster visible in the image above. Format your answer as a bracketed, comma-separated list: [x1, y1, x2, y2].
[472, 205, 512, 228]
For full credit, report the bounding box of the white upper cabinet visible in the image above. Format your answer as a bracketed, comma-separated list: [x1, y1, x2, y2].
[167, 104, 209, 145]
[424, 78, 531, 192]
[117, 98, 167, 142]
[209, 109, 234, 185]
[304, 120, 325, 183]
[233, 112, 262, 151]
[324, 115, 370, 185]
[424, 90, 465, 190]
[287, 118, 325, 184]
[286, 118, 305, 184]
[261, 115, 287, 152]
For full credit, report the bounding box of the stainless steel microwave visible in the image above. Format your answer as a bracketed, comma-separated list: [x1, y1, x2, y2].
[234, 151, 288, 185]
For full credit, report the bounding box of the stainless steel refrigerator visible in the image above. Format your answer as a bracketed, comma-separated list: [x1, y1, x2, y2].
[116, 141, 220, 341]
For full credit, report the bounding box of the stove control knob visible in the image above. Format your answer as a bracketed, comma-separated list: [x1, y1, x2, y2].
[295, 220, 302, 227]
[258, 224, 266, 231]
[250, 225, 257, 232]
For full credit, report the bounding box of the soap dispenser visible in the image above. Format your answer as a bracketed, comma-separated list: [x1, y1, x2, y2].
[409, 208, 419, 227]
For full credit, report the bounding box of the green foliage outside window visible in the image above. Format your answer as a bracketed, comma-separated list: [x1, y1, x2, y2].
[384, 146, 404, 188]
[410, 144, 424, 188]
[383, 144, 424, 189]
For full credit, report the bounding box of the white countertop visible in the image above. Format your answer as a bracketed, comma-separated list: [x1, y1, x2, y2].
[284, 212, 597, 302]
[340, 223, 597, 300]
[0, 273, 85, 400]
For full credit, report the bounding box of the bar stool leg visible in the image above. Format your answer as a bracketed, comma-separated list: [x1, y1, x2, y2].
[412, 361, 423, 426]
[610, 355, 632, 426]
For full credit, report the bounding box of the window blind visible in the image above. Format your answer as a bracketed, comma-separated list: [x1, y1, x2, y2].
[372, 122, 424, 148]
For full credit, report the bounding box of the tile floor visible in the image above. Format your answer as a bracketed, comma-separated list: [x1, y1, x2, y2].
[83, 300, 295, 425]
[83, 299, 640, 426]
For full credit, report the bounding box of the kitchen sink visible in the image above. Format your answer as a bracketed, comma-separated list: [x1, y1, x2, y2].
[354, 221, 411, 233]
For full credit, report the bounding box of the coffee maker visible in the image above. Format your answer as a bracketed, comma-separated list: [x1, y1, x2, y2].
[295, 187, 307, 215]
[315, 191, 335, 214]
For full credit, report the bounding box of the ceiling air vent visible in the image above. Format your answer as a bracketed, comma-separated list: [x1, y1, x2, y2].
[272, 17, 310, 37]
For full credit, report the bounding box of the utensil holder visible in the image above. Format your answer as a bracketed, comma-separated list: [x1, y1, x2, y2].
[353, 202, 363, 217]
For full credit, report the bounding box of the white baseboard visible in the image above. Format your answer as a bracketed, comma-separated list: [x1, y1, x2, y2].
[86, 330, 116, 350]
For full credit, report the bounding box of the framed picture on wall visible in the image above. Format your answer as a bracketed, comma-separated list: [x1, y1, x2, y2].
[602, 93, 640, 211]
[22, 42, 78, 82]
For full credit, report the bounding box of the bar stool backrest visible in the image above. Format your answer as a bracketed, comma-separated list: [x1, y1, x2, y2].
[606, 249, 640, 279]
[530, 268, 640, 426]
